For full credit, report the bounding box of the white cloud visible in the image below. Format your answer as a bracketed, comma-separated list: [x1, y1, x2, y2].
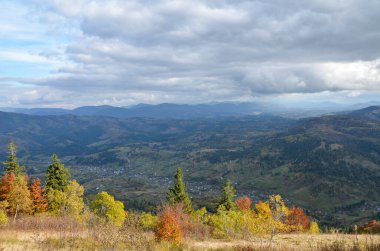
[1, 0, 380, 107]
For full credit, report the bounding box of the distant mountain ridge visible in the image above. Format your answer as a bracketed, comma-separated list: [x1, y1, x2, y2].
[2, 101, 380, 119]
[0, 102, 273, 119]
[349, 106, 380, 121]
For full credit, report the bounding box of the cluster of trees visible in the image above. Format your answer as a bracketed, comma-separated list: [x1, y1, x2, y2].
[0, 141, 320, 245]
[0, 141, 125, 226]
[153, 168, 320, 244]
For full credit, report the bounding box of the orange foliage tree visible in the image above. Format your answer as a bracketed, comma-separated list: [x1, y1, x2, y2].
[155, 203, 187, 244]
[235, 196, 251, 212]
[286, 207, 309, 231]
[30, 178, 48, 214]
[0, 173, 15, 203]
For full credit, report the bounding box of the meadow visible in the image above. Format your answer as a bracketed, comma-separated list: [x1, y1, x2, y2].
[0, 217, 379, 251]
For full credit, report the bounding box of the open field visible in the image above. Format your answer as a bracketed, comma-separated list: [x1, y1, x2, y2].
[0, 227, 379, 251]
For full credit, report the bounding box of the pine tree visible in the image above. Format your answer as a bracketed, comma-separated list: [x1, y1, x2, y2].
[3, 141, 23, 175]
[167, 168, 192, 213]
[45, 155, 70, 192]
[30, 178, 48, 214]
[219, 179, 236, 211]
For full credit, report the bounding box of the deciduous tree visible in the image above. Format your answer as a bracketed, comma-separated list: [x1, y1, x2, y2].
[235, 196, 251, 212]
[0, 172, 15, 202]
[8, 175, 32, 222]
[90, 191, 125, 226]
[30, 178, 48, 214]
[286, 207, 309, 231]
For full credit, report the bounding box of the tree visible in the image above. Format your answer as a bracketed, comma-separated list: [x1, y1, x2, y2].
[167, 168, 192, 213]
[235, 196, 251, 212]
[8, 175, 32, 222]
[3, 141, 23, 175]
[0, 172, 15, 202]
[65, 180, 85, 220]
[30, 178, 48, 214]
[45, 155, 70, 192]
[267, 194, 289, 246]
[155, 204, 185, 244]
[46, 180, 84, 220]
[286, 207, 309, 231]
[90, 191, 125, 226]
[219, 179, 236, 211]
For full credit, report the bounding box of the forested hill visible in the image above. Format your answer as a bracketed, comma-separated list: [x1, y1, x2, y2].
[0, 107, 379, 227]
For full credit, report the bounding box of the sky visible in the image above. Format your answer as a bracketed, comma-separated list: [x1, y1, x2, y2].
[1, 0, 380, 108]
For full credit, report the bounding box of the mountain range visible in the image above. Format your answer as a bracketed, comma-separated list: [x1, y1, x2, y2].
[0, 104, 379, 227]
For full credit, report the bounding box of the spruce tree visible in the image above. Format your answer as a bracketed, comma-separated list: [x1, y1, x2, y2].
[219, 179, 236, 211]
[45, 154, 70, 192]
[167, 168, 192, 213]
[3, 141, 23, 175]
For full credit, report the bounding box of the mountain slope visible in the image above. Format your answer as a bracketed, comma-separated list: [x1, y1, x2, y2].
[0, 108, 379, 226]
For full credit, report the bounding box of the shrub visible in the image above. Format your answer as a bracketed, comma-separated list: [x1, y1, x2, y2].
[90, 191, 125, 227]
[235, 196, 252, 212]
[0, 210, 8, 226]
[155, 204, 186, 244]
[286, 207, 309, 231]
[309, 221, 320, 234]
[139, 212, 158, 231]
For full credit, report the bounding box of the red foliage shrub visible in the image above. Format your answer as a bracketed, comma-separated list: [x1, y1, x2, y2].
[235, 196, 252, 212]
[286, 207, 309, 230]
[0, 173, 15, 202]
[154, 203, 187, 244]
[358, 220, 380, 234]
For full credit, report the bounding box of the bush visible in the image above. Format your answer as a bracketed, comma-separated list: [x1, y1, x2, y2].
[90, 191, 125, 227]
[139, 212, 158, 231]
[0, 210, 8, 226]
[155, 204, 187, 244]
[309, 221, 320, 234]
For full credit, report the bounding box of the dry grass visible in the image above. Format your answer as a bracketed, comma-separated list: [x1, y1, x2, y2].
[185, 234, 380, 251]
[0, 217, 379, 251]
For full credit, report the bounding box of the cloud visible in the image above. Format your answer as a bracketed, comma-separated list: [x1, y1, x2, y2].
[1, 0, 380, 107]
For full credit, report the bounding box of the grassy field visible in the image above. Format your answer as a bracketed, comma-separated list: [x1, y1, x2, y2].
[0, 225, 379, 251]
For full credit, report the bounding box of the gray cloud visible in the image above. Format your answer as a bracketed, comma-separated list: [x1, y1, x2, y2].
[2, 0, 380, 107]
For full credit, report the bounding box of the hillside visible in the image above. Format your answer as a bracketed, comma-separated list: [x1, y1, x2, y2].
[0, 108, 379, 226]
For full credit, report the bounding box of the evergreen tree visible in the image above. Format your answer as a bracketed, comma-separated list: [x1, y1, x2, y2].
[45, 155, 70, 192]
[219, 179, 236, 211]
[3, 141, 23, 175]
[167, 168, 192, 213]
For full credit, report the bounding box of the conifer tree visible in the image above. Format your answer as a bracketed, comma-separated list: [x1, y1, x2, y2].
[219, 179, 236, 211]
[30, 178, 48, 214]
[3, 141, 23, 175]
[167, 168, 192, 213]
[45, 154, 70, 192]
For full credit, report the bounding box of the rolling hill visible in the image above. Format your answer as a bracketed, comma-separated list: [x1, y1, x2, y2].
[0, 107, 379, 227]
